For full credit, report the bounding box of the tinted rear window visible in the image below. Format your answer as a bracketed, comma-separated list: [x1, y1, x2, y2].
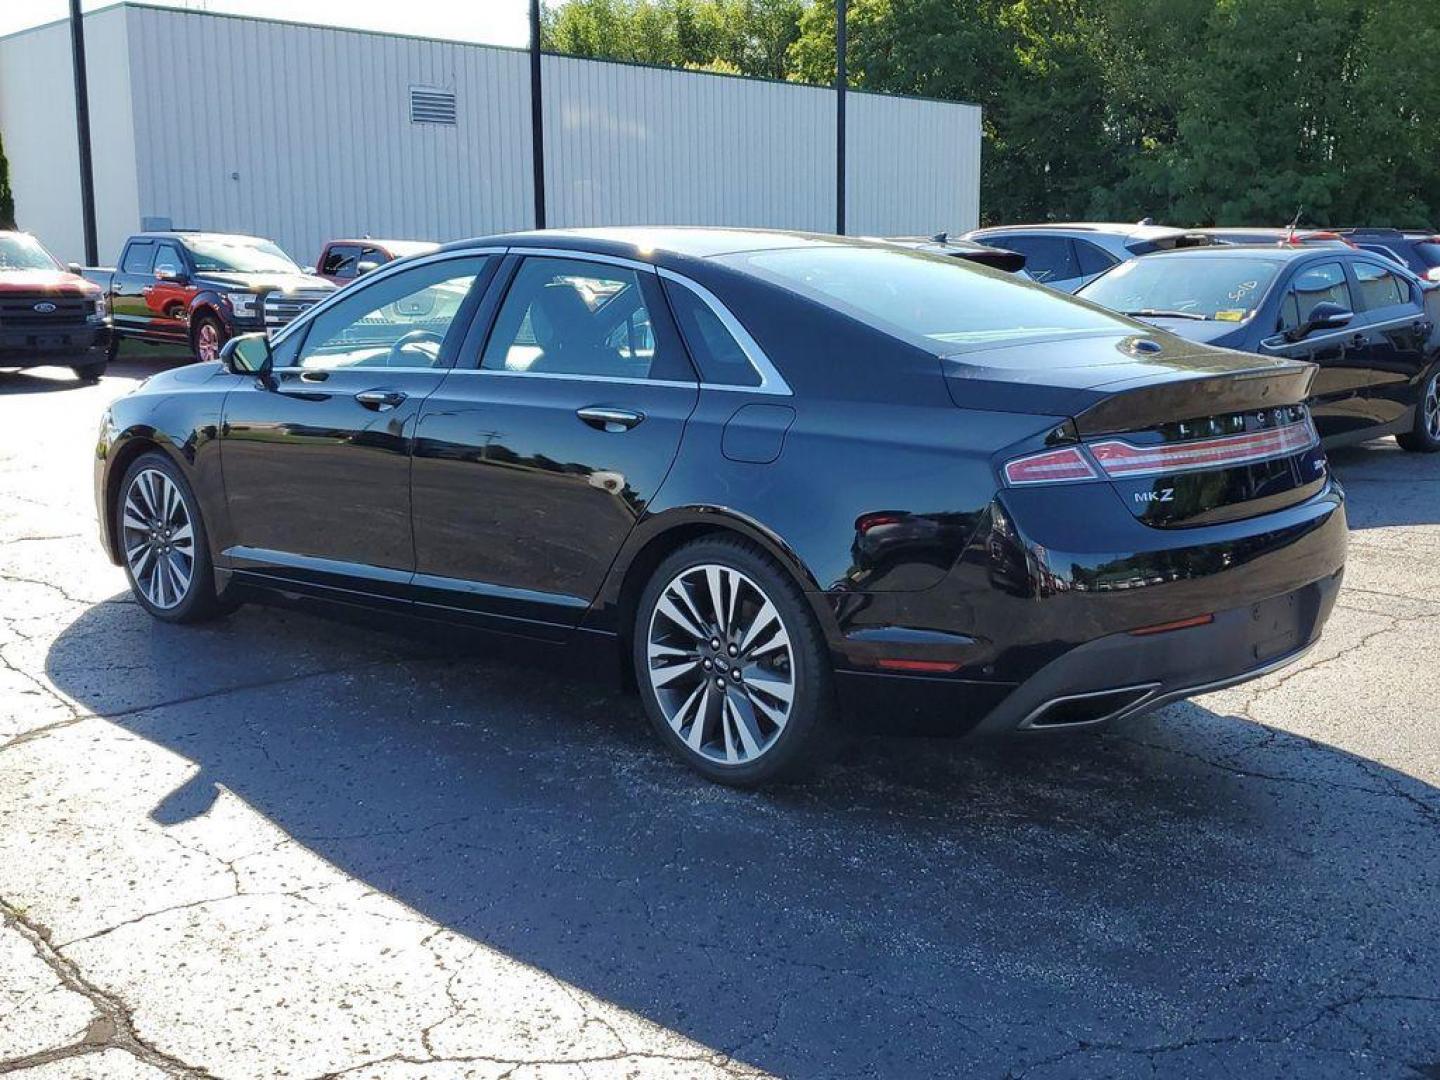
[1414, 242, 1440, 269]
[724, 246, 1129, 352]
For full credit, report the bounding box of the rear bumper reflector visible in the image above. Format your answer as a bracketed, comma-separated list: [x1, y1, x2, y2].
[1129, 613, 1215, 636]
[875, 658, 964, 674]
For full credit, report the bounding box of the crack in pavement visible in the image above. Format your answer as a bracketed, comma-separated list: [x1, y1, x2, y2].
[0, 899, 221, 1078]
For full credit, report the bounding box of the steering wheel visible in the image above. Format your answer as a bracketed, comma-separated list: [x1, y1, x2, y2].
[386, 328, 445, 367]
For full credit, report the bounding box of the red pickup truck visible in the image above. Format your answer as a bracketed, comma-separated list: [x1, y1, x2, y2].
[312, 238, 438, 286]
[82, 231, 334, 362]
[0, 231, 111, 381]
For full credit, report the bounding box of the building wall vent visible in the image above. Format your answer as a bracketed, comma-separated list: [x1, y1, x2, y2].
[410, 87, 457, 126]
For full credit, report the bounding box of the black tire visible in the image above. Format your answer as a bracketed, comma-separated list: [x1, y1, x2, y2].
[633, 536, 835, 786]
[115, 451, 233, 623]
[189, 313, 228, 365]
[71, 359, 106, 381]
[1396, 367, 1440, 453]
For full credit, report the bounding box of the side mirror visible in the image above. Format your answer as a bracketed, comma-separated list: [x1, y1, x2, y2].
[303, 266, 316, 275]
[67, 261, 83, 274]
[1286, 301, 1353, 342]
[155, 266, 188, 284]
[220, 332, 273, 376]
[356, 260, 382, 276]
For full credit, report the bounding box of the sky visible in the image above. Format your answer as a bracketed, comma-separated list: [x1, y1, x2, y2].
[0, 0, 532, 45]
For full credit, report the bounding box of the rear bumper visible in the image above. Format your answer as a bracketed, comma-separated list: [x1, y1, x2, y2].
[827, 478, 1347, 735]
[971, 570, 1340, 732]
[0, 325, 110, 365]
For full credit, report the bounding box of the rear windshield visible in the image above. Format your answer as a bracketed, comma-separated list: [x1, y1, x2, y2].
[0, 234, 61, 272]
[1078, 256, 1282, 322]
[1413, 241, 1440, 269]
[724, 246, 1131, 351]
[183, 237, 300, 274]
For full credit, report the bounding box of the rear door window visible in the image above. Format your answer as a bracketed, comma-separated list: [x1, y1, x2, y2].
[662, 278, 761, 387]
[482, 257, 692, 381]
[986, 235, 1079, 284]
[1351, 261, 1409, 311]
[122, 242, 155, 275]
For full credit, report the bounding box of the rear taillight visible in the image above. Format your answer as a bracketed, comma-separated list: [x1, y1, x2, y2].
[1002, 417, 1317, 486]
[1088, 419, 1316, 478]
[1002, 446, 1099, 486]
[1425, 267, 1440, 283]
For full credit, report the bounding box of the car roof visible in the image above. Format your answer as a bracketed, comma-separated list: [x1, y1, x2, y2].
[327, 238, 439, 252]
[1139, 244, 1348, 263]
[131, 231, 273, 245]
[438, 226, 882, 264]
[970, 222, 1210, 242]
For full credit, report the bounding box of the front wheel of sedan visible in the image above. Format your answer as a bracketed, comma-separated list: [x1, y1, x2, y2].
[1396, 368, 1440, 453]
[117, 452, 230, 622]
[634, 537, 835, 786]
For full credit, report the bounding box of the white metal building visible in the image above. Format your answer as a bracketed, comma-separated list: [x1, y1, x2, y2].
[0, 3, 982, 267]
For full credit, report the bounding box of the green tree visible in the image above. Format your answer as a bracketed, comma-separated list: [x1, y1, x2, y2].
[0, 132, 14, 230]
[544, 0, 806, 79]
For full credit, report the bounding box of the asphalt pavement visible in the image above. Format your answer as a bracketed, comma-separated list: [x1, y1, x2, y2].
[1, 355, 1437, 1079]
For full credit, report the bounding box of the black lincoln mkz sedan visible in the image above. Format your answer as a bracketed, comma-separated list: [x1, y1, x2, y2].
[96, 228, 1347, 784]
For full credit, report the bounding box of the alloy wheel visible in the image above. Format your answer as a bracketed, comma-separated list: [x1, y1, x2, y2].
[196, 322, 222, 363]
[121, 468, 195, 610]
[1425, 372, 1440, 441]
[645, 563, 795, 766]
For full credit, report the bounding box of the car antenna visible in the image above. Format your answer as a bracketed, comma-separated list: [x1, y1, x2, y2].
[1285, 207, 1303, 243]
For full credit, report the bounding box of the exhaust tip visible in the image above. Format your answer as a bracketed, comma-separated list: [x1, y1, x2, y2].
[1022, 685, 1158, 729]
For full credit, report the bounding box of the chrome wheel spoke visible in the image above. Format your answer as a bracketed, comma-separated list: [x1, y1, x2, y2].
[744, 669, 794, 707]
[656, 592, 706, 641]
[725, 691, 765, 760]
[739, 599, 779, 653]
[652, 658, 700, 688]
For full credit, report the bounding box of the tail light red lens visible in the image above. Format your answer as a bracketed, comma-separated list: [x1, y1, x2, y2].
[1002, 446, 1099, 486]
[1088, 419, 1316, 478]
[1003, 417, 1317, 486]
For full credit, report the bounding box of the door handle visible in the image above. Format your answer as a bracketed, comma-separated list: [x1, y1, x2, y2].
[577, 406, 644, 432]
[1349, 333, 1367, 348]
[355, 389, 408, 411]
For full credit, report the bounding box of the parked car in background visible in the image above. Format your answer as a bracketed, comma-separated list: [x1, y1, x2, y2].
[1333, 228, 1440, 283]
[83, 232, 334, 362]
[1077, 245, 1440, 451]
[877, 233, 1028, 273]
[96, 228, 1346, 785]
[1206, 227, 1354, 249]
[313, 238, 440, 287]
[961, 222, 1218, 292]
[0, 231, 111, 381]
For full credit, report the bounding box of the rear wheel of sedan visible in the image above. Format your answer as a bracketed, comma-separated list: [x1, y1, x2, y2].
[117, 452, 230, 623]
[634, 537, 834, 786]
[1397, 368, 1440, 453]
[71, 360, 106, 381]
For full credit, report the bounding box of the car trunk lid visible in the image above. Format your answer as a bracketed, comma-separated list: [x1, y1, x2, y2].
[944, 331, 1327, 526]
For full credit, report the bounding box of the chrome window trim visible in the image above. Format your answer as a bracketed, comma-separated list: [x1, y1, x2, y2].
[454, 368, 696, 390]
[1263, 311, 1424, 353]
[512, 248, 659, 274]
[268, 246, 510, 348]
[657, 267, 792, 396]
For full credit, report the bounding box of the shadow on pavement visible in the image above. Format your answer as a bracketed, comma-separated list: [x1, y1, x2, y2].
[42, 591, 1440, 1077]
[1327, 440, 1440, 530]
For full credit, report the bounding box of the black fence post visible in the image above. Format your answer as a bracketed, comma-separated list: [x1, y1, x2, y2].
[68, 0, 99, 264]
[529, 0, 547, 230]
[835, 0, 846, 236]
